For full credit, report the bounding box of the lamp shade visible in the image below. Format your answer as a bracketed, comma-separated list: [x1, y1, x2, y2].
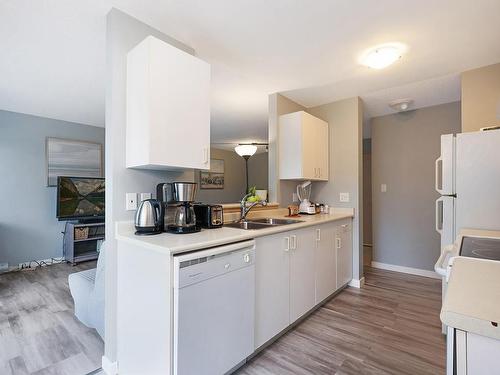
[235, 144, 257, 157]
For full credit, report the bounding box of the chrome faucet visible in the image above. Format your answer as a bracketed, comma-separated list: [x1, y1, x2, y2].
[239, 193, 267, 221]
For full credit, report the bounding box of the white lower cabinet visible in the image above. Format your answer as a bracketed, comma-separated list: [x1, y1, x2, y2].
[254, 233, 291, 348]
[336, 220, 353, 288]
[254, 219, 353, 349]
[289, 227, 317, 323]
[315, 224, 337, 304]
[455, 330, 500, 375]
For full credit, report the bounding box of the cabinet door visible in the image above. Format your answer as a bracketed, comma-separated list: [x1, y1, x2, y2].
[126, 36, 211, 170]
[336, 221, 353, 288]
[466, 332, 500, 375]
[301, 113, 317, 180]
[289, 227, 316, 323]
[315, 224, 337, 303]
[254, 234, 291, 348]
[316, 121, 329, 181]
[278, 112, 303, 179]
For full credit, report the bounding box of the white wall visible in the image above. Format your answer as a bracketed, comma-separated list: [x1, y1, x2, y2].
[105, 8, 195, 364]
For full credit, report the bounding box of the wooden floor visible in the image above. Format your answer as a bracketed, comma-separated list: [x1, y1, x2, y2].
[237, 267, 445, 375]
[0, 262, 104, 375]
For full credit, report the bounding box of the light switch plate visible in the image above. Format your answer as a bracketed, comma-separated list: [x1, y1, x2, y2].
[292, 193, 298, 202]
[381, 184, 387, 193]
[126, 193, 138, 211]
[140, 192, 152, 202]
[340, 193, 350, 202]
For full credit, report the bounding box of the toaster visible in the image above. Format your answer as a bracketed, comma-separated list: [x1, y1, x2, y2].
[193, 204, 224, 228]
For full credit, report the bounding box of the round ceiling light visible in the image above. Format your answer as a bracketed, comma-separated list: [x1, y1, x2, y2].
[360, 43, 407, 69]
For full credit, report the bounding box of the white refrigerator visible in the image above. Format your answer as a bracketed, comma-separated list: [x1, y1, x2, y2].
[435, 129, 500, 249]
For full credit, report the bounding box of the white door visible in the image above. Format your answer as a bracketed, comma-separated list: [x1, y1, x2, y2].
[315, 225, 337, 303]
[435, 134, 455, 195]
[455, 130, 500, 233]
[254, 234, 290, 348]
[336, 222, 353, 288]
[289, 227, 316, 323]
[436, 196, 456, 249]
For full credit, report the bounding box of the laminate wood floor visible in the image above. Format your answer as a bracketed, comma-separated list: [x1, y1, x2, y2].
[237, 267, 445, 375]
[0, 262, 104, 375]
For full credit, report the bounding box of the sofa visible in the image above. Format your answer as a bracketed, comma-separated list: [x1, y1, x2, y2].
[68, 242, 105, 339]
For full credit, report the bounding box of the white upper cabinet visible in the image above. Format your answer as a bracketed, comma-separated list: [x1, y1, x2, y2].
[126, 36, 211, 170]
[278, 111, 329, 181]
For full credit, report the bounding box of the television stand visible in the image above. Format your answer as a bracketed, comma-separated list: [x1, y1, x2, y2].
[63, 221, 105, 265]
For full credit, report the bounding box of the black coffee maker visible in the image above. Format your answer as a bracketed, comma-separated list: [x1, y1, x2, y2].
[156, 182, 201, 234]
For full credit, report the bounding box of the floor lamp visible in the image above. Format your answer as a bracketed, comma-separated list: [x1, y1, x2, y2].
[235, 144, 257, 194]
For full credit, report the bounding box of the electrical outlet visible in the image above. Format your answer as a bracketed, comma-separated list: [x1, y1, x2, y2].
[339, 193, 350, 202]
[140, 192, 152, 202]
[0, 262, 8, 272]
[292, 193, 298, 202]
[126, 193, 138, 211]
[381, 184, 387, 193]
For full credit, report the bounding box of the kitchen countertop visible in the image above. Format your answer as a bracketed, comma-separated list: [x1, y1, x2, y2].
[115, 208, 353, 256]
[441, 256, 500, 340]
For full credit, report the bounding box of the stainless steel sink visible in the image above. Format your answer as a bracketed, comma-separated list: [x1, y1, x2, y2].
[224, 221, 273, 230]
[225, 217, 304, 230]
[249, 218, 304, 225]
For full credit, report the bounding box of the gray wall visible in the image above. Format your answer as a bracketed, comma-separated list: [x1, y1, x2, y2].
[363, 139, 372, 246]
[0, 110, 104, 267]
[105, 8, 195, 363]
[195, 148, 268, 204]
[371, 101, 461, 271]
[248, 151, 269, 193]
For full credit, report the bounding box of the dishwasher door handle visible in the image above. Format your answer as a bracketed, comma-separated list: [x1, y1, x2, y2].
[174, 240, 256, 263]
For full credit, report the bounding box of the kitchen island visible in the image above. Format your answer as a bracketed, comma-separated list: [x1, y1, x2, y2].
[115, 208, 354, 375]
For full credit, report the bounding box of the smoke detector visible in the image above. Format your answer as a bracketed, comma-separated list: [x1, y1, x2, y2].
[389, 98, 413, 112]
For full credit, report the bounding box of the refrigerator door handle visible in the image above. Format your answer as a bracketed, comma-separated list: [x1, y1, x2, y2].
[435, 157, 443, 194]
[435, 197, 444, 234]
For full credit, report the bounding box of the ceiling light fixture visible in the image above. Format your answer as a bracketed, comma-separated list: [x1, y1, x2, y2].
[360, 43, 407, 69]
[389, 98, 413, 112]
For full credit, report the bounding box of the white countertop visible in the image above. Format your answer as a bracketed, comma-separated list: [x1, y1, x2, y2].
[115, 208, 353, 256]
[441, 257, 500, 340]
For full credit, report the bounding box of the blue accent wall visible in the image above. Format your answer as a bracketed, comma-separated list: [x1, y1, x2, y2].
[0, 110, 105, 266]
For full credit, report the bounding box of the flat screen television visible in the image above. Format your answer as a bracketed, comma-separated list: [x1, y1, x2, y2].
[56, 176, 105, 221]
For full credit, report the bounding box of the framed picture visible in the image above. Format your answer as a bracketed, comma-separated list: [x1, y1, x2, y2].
[46, 137, 103, 186]
[200, 159, 224, 189]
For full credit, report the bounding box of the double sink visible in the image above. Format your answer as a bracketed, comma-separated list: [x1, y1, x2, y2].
[225, 217, 304, 230]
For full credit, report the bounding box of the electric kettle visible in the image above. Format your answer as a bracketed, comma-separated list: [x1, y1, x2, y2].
[135, 199, 162, 235]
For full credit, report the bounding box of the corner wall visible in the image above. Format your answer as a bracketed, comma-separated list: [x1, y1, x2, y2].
[105, 8, 195, 364]
[268, 94, 364, 280]
[462, 62, 500, 132]
[371, 102, 461, 271]
[307, 97, 364, 280]
[268, 93, 305, 205]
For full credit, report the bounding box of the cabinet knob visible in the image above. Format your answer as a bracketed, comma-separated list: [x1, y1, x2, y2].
[243, 253, 250, 263]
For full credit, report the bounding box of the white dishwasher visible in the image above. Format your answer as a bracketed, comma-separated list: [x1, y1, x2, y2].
[173, 240, 256, 375]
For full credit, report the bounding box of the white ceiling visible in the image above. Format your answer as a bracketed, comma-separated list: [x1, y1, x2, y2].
[1, 0, 500, 143]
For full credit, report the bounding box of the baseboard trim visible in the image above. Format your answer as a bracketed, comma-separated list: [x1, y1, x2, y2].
[101, 356, 118, 375]
[348, 277, 365, 288]
[371, 261, 441, 279]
